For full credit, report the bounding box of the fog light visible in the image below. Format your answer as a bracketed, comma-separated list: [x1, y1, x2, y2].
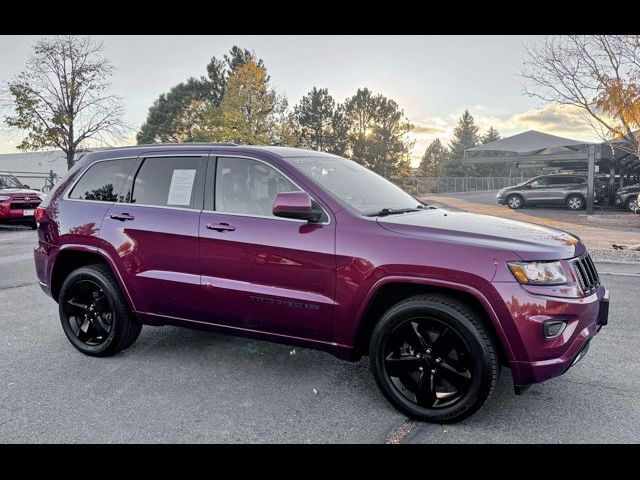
[543, 320, 566, 339]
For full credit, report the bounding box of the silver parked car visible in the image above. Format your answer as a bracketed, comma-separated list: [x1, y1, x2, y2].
[497, 175, 589, 210]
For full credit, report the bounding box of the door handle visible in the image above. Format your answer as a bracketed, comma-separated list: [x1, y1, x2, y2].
[110, 213, 135, 221]
[206, 223, 235, 232]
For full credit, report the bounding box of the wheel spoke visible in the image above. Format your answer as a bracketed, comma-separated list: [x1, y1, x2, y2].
[397, 321, 429, 352]
[385, 354, 421, 377]
[438, 362, 471, 391]
[415, 371, 437, 407]
[93, 314, 111, 335]
[66, 298, 87, 314]
[432, 327, 452, 355]
[79, 317, 91, 334]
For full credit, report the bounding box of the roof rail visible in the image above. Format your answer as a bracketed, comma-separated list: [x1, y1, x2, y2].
[98, 142, 240, 151]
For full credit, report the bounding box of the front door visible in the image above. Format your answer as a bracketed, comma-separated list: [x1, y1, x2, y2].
[197, 155, 336, 342]
[100, 152, 207, 321]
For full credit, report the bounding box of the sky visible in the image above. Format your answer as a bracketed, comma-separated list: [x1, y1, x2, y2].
[0, 35, 602, 165]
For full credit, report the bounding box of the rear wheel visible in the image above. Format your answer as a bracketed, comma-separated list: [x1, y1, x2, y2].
[506, 194, 523, 209]
[566, 194, 585, 210]
[29, 220, 37, 230]
[626, 197, 638, 212]
[369, 294, 499, 423]
[59, 264, 142, 357]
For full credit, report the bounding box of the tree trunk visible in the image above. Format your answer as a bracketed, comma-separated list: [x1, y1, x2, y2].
[66, 149, 75, 170]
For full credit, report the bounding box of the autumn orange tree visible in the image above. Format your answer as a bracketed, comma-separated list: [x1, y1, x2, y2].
[523, 35, 640, 157]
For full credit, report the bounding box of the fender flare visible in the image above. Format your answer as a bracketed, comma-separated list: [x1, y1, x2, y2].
[52, 244, 137, 312]
[353, 275, 516, 363]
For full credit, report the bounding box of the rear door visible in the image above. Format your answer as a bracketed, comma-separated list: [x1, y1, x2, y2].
[544, 176, 572, 204]
[196, 155, 336, 341]
[99, 151, 208, 321]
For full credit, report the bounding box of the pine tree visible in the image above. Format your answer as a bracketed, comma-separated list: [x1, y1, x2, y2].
[442, 110, 479, 176]
[419, 138, 448, 176]
[291, 87, 338, 151]
[481, 126, 500, 145]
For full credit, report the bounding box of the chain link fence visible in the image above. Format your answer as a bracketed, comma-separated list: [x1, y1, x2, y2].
[0, 169, 59, 193]
[389, 176, 531, 196]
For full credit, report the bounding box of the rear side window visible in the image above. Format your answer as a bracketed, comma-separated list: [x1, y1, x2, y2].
[131, 156, 203, 208]
[68, 159, 135, 202]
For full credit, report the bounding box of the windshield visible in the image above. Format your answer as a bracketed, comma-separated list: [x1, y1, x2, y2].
[0, 175, 23, 189]
[288, 156, 422, 216]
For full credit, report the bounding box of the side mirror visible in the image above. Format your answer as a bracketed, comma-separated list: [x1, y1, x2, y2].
[23, 184, 30, 189]
[273, 191, 323, 223]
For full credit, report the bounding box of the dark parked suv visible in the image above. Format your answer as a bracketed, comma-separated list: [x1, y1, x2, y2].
[615, 183, 640, 212]
[497, 174, 589, 210]
[34, 144, 609, 423]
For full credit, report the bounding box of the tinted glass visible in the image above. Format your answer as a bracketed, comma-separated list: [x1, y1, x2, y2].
[0, 175, 23, 189]
[549, 177, 570, 185]
[215, 157, 299, 216]
[69, 159, 135, 202]
[528, 177, 550, 188]
[132, 156, 203, 208]
[287, 156, 422, 215]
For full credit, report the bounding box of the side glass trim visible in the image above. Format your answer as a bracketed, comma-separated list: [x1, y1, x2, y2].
[207, 154, 331, 225]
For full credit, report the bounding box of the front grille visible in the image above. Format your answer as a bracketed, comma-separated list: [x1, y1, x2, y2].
[10, 202, 40, 210]
[572, 254, 600, 295]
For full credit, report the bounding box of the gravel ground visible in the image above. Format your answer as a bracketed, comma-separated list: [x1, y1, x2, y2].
[590, 249, 640, 263]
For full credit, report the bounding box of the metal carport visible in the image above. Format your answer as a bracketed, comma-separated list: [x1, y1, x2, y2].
[463, 130, 640, 214]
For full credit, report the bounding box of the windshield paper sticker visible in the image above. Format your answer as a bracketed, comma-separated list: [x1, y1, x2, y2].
[167, 169, 196, 205]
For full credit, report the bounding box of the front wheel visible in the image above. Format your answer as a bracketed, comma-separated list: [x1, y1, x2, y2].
[369, 294, 499, 423]
[506, 194, 523, 209]
[59, 264, 142, 357]
[626, 197, 638, 212]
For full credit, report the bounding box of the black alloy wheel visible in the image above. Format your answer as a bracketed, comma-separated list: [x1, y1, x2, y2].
[383, 318, 473, 409]
[59, 264, 142, 356]
[62, 279, 114, 346]
[370, 294, 499, 423]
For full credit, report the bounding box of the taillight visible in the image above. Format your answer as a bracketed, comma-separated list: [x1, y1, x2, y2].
[35, 207, 46, 223]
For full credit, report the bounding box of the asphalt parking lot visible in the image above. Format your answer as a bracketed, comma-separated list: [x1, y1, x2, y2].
[1, 225, 639, 443]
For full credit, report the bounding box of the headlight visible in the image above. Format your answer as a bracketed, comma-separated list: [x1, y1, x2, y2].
[0, 195, 10, 201]
[508, 261, 567, 285]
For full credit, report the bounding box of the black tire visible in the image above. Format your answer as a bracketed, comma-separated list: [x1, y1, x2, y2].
[29, 220, 38, 230]
[369, 294, 499, 423]
[506, 194, 523, 209]
[58, 264, 142, 357]
[566, 194, 585, 210]
[625, 197, 638, 212]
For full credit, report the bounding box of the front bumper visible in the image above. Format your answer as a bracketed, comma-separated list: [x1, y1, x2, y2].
[484, 281, 608, 387]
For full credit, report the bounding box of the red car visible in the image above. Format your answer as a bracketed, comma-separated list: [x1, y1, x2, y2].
[0, 173, 45, 229]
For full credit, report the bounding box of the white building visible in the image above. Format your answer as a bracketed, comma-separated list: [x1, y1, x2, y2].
[0, 150, 68, 190]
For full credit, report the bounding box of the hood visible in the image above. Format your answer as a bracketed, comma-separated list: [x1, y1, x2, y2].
[377, 209, 584, 261]
[0, 188, 42, 197]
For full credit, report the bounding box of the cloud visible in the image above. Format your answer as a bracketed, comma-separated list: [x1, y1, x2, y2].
[412, 121, 446, 135]
[407, 104, 602, 165]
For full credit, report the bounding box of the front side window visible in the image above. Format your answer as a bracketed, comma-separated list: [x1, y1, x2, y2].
[285, 156, 422, 216]
[215, 157, 299, 217]
[68, 159, 135, 202]
[131, 156, 203, 208]
[0, 175, 23, 189]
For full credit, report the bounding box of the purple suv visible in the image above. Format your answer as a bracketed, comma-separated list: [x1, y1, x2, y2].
[34, 144, 609, 423]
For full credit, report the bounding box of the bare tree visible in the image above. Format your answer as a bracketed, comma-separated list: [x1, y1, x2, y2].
[3, 36, 127, 169]
[522, 35, 640, 156]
